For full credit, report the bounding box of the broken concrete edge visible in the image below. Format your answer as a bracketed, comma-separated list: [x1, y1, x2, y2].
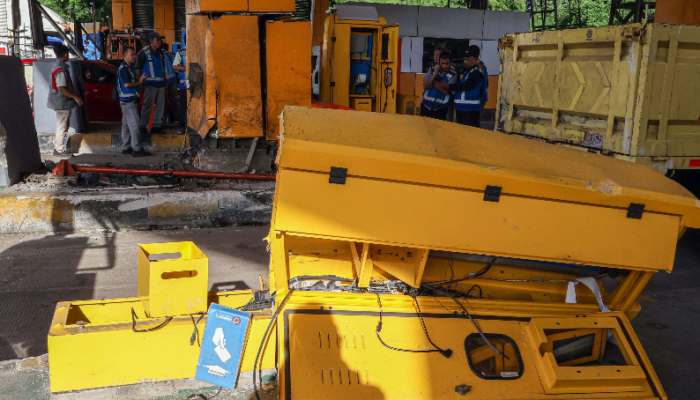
[0, 184, 275, 234]
[0, 355, 278, 399]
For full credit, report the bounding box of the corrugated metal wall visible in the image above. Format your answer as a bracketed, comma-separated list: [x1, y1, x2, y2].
[0, 1, 8, 36]
[133, 0, 154, 30]
[174, 0, 185, 41]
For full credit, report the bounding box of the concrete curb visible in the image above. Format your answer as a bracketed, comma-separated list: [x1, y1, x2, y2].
[0, 185, 274, 234]
[38, 133, 188, 155]
[0, 355, 278, 399]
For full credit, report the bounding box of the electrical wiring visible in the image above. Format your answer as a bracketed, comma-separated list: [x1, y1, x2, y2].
[254, 290, 294, 400]
[424, 286, 508, 360]
[424, 257, 609, 285]
[374, 293, 452, 358]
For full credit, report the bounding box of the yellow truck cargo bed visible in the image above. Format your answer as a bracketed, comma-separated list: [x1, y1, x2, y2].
[496, 23, 700, 174]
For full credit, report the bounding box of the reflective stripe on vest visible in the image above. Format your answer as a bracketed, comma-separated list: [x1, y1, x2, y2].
[118, 62, 139, 102]
[454, 66, 483, 112]
[422, 70, 455, 111]
[178, 49, 187, 90]
[143, 48, 166, 85]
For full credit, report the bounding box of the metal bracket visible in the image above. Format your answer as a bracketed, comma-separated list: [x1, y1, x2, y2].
[331, 36, 336, 42]
[330, 82, 336, 87]
[484, 185, 502, 202]
[329, 167, 347, 184]
[627, 203, 645, 219]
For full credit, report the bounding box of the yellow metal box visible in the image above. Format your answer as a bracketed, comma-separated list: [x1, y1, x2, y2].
[48, 291, 275, 393]
[351, 97, 373, 112]
[138, 242, 208, 318]
[497, 23, 700, 173]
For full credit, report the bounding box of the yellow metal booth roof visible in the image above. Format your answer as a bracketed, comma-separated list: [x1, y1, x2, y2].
[273, 106, 700, 274]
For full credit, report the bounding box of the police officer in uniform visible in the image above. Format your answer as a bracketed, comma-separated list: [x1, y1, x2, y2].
[438, 46, 485, 127]
[135, 32, 176, 136]
[117, 46, 149, 156]
[420, 52, 458, 121]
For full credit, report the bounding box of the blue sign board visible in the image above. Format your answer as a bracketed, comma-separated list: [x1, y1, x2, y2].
[195, 304, 252, 389]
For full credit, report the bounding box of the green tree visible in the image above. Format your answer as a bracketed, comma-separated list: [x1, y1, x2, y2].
[39, 0, 112, 24]
[488, 0, 526, 12]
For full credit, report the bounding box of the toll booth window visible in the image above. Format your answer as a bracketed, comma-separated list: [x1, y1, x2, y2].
[465, 333, 523, 380]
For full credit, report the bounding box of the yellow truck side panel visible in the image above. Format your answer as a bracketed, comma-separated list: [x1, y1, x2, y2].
[496, 23, 700, 172]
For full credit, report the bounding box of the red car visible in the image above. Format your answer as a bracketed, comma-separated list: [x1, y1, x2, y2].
[23, 58, 176, 124]
[22, 58, 122, 122]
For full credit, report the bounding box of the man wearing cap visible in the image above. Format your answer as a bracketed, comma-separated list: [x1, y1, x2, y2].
[437, 45, 485, 127]
[135, 32, 176, 136]
[420, 52, 458, 121]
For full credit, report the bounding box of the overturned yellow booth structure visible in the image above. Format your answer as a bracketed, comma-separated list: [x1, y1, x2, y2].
[268, 106, 700, 399]
[49, 106, 700, 399]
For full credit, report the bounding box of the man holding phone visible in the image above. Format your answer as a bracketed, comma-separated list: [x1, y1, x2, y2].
[420, 52, 457, 120]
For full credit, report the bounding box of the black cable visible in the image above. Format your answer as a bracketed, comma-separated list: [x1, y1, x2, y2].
[423, 257, 497, 286]
[189, 312, 207, 346]
[375, 293, 452, 358]
[411, 294, 453, 358]
[131, 308, 173, 332]
[254, 290, 294, 400]
[425, 286, 508, 360]
[466, 284, 483, 299]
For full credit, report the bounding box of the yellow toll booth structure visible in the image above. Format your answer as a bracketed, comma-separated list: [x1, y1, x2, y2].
[47, 106, 700, 398]
[268, 106, 700, 399]
[320, 5, 399, 113]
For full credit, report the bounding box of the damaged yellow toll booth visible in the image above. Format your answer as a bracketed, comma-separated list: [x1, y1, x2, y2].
[267, 106, 700, 399]
[47, 106, 700, 398]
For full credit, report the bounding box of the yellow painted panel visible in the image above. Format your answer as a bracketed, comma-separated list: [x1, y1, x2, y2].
[122, 2, 132, 29]
[164, 5, 175, 30]
[155, 4, 165, 29]
[49, 292, 275, 393]
[399, 73, 415, 95]
[187, 0, 248, 12]
[282, 307, 660, 399]
[249, 0, 295, 12]
[277, 107, 700, 230]
[112, 3, 124, 29]
[187, 15, 216, 137]
[151, 133, 185, 147]
[273, 168, 680, 272]
[415, 73, 425, 107]
[330, 23, 351, 107]
[266, 20, 312, 140]
[212, 16, 263, 138]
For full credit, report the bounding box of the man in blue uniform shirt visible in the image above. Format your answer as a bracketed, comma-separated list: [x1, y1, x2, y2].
[420, 52, 458, 121]
[436, 45, 485, 127]
[117, 46, 149, 156]
[135, 32, 176, 136]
